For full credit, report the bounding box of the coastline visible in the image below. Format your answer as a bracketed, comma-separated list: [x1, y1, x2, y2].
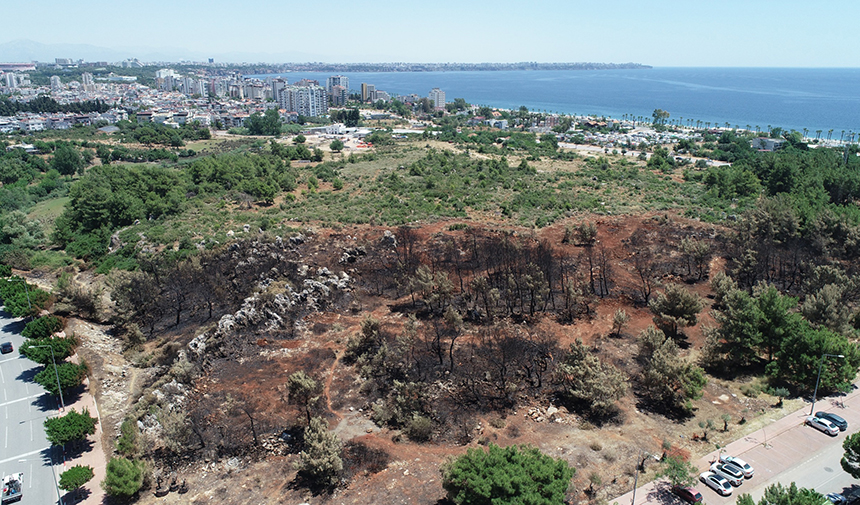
[246, 68, 860, 135]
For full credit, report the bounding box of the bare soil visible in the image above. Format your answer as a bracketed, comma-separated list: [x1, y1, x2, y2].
[62, 213, 802, 505]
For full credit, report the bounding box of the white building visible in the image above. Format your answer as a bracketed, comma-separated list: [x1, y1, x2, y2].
[274, 85, 328, 117]
[326, 75, 349, 94]
[81, 72, 94, 92]
[429, 88, 446, 109]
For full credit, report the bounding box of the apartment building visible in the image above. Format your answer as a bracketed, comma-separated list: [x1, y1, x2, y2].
[326, 75, 349, 94]
[429, 88, 446, 109]
[274, 84, 328, 117]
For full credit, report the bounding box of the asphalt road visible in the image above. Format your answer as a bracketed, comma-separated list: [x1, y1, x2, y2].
[702, 401, 860, 505]
[0, 311, 61, 505]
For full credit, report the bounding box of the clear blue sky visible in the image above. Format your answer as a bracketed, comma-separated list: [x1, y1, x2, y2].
[4, 0, 860, 66]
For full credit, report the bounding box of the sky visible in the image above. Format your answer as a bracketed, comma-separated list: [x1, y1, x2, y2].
[2, 0, 860, 66]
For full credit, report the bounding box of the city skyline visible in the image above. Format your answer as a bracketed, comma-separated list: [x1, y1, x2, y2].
[2, 0, 860, 67]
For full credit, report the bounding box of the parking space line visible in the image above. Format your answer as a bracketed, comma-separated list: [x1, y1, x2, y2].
[0, 393, 42, 408]
[0, 447, 49, 465]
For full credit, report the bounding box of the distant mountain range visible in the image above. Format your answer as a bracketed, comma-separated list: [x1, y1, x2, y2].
[0, 39, 327, 64]
[0, 39, 649, 71]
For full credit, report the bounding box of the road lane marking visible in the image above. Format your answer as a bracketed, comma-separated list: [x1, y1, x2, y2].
[0, 447, 50, 465]
[4, 425, 6, 448]
[0, 356, 20, 365]
[0, 393, 43, 408]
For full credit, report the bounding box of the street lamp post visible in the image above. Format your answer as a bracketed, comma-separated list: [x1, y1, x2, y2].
[32, 344, 64, 412]
[810, 353, 845, 415]
[631, 450, 655, 505]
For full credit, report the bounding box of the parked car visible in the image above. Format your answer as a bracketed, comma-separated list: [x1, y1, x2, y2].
[816, 411, 848, 431]
[700, 472, 733, 496]
[719, 454, 754, 478]
[806, 416, 840, 436]
[0, 342, 12, 354]
[710, 462, 744, 486]
[672, 485, 703, 503]
[826, 493, 847, 505]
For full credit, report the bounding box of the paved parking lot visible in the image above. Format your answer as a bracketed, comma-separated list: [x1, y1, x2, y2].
[0, 313, 62, 504]
[614, 388, 860, 505]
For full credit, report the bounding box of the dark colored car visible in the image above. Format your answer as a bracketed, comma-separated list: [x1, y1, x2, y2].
[816, 411, 848, 431]
[672, 485, 703, 503]
[0, 342, 12, 354]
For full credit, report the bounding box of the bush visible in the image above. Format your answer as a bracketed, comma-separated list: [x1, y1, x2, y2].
[34, 360, 88, 396]
[19, 335, 75, 365]
[295, 416, 343, 489]
[405, 414, 433, 442]
[116, 419, 139, 458]
[44, 407, 98, 446]
[101, 457, 144, 499]
[442, 444, 574, 505]
[22, 315, 64, 339]
[59, 464, 94, 495]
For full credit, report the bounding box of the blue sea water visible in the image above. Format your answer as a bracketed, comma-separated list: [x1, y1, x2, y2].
[248, 67, 860, 135]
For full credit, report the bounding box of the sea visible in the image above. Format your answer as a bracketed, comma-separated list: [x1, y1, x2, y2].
[247, 67, 860, 136]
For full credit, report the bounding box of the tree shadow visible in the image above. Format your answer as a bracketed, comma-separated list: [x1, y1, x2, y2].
[286, 472, 338, 497]
[30, 393, 61, 413]
[837, 483, 860, 503]
[644, 481, 681, 505]
[64, 438, 95, 458]
[633, 395, 696, 422]
[553, 393, 626, 427]
[0, 307, 25, 328]
[62, 487, 92, 504]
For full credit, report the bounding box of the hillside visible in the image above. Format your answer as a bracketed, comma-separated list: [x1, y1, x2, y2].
[2, 121, 860, 504]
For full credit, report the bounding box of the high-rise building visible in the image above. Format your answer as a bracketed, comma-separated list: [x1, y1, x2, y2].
[330, 85, 348, 106]
[272, 78, 287, 105]
[274, 84, 328, 117]
[326, 75, 349, 94]
[429, 88, 446, 109]
[81, 72, 94, 92]
[5, 73, 19, 88]
[361, 83, 376, 102]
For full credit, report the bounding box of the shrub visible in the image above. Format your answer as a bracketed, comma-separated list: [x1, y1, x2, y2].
[59, 464, 94, 496]
[101, 457, 144, 499]
[441, 444, 574, 505]
[22, 315, 64, 339]
[405, 414, 433, 442]
[116, 419, 139, 458]
[34, 360, 88, 396]
[44, 407, 98, 446]
[295, 416, 343, 489]
[18, 335, 75, 365]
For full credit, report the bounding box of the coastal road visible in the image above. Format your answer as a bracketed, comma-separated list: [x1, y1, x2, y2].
[0, 311, 62, 505]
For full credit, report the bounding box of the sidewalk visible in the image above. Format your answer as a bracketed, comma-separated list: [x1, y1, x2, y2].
[610, 386, 860, 505]
[53, 353, 107, 505]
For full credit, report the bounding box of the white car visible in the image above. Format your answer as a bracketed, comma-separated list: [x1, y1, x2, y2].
[710, 462, 744, 486]
[806, 416, 840, 436]
[700, 471, 733, 496]
[719, 455, 754, 478]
